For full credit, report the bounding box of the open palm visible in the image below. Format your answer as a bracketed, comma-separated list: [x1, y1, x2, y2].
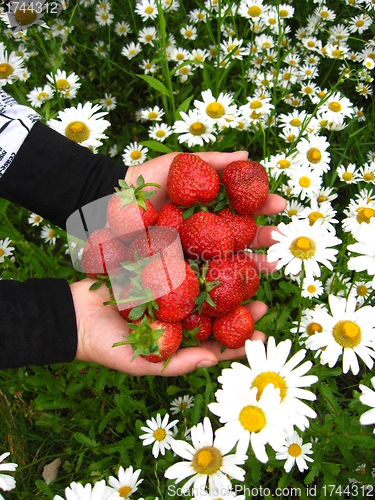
[73, 151, 286, 376]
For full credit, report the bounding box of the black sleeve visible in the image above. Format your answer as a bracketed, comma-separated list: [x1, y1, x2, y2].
[0, 122, 128, 369]
[0, 278, 78, 369]
[0, 120, 127, 230]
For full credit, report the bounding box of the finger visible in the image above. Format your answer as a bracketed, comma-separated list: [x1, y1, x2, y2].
[196, 151, 249, 171]
[247, 252, 279, 274]
[244, 300, 268, 321]
[252, 193, 286, 216]
[249, 225, 280, 249]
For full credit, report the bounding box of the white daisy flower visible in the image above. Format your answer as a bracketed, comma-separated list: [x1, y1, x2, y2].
[122, 142, 148, 167]
[139, 413, 178, 458]
[149, 122, 173, 142]
[297, 200, 338, 233]
[135, 0, 158, 21]
[26, 84, 55, 108]
[363, 57, 375, 70]
[194, 89, 238, 129]
[46, 69, 81, 99]
[0, 0, 47, 32]
[347, 218, 375, 289]
[121, 42, 142, 59]
[107, 466, 143, 499]
[239, 94, 274, 125]
[359, 163, 375, 183]
[0, 452, 17, 494]
[180, 24, 197, 40]
[342, 198, 375, 235]
[359, 377, 375, 433]
[0, 237, 15, 263]
[313, 186, 338, 205]
[140, 59, 158, 74]
[141, 105, 164, 122]
[53, 480, 107, 500]
[170, 46, 190, 63]
[161, 0, 180, 11]
[306, 294, 375, 375]
[173, 109, 216, 147]
[302, 277, 324, 299]
[292, 307, 325, 356]
[263, 153, 298, 180]
[95, 9, 114, 26]
[284, 200, 305, 219]
[352, 281, 372, 306]
[47, 102, 110, 148]
[238, 0, 269, 22]
[287, 166, 323, 200]
[40, 226, 57, 246]
[317, 92, 354, 128]
[188, 8, 207, 23]
[275, 431, 314, 473]
[348, 13, 372, 34]
[267, 217, 341, 278]
[170, 395, 195, 415]
[99, 93, 117, 111]
[164, 416, 246, 492]
[295, 134, 331, 174]
[191, 48, 209, 66]
[115, 21, 131, 37]
[28, 213, 43, 226]
[0, 49, 25, 86]
[138, 26, 158, 46]
[220, 37, 250, 60]
[209, 384, 287, 462]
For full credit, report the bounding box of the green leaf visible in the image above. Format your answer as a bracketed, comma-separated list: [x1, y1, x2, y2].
[139, 140, 173, 153]
[175, 95, 194, 120]
[319, 382, 342, 416]
[136, 74, 171, 97]
[191, 394, 203, 426]
[35, 479, 54, 496]
[73, 432, 98, 448]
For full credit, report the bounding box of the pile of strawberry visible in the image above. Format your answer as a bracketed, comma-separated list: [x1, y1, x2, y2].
[81, 153, 269, 365]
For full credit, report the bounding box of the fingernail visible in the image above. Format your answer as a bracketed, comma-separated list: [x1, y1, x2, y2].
[197, 360, 217, 369]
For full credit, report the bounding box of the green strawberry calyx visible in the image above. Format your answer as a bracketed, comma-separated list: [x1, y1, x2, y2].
[115, 176, 161, 210]
[112, 315, 165, 360]
[181, 326, 201, 347]
[195, 261, 221, 313]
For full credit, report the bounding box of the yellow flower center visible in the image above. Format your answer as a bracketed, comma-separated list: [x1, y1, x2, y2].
[206, 102, 225, 119]
[145, 6, 154, 14]
[342, 172, 353, 182]
[118, 485, 132, 498]
[306, 322, 323, 336]
[304, 86, 313, 95]
[0, 63, 13, 79]
[178, 401, 188, 410]
[356, 19, 364, 27]
[332, 49, 342, 58]
[307, 148, 322, 164]
[363, 173, 375, 181]
[250, 99, 262, 109]
[101, 12, 108, 19]
[156, 130, 166, 138]
[192, 446, 222, 475]
[317, 195, 328, 203]
[37, 92, 48, 101]
[288, 209, 297, 217]
[269, 17, 276, 25]
[129, 49, 135, 55]
[176, 53, 185, 60]
[357, 285, 368, 296]
[308, 211, 324, 225]
[65, 121, 90, 143]
[252, 371, 287, 402]
[307, 284, 317, 293]
[48, 230, 55, 238]
[288, 443, 302, 457]
[153, 428, 166, 441]
[189, 122, 206, 135]
[328, 101, 342, 113]
[148, 111, 158, 119]
[130, 150, 142, 161]
[248, 5, 261, 17]
[290, 118, 302, 128]
[356, 207, 375, 223]
[290, 236, 316, 259]
[180, 67, 189, 75]
[332, 320, 362, 348]
[239, 406, 266, 432]
[0, 249, 4, 257]
[283, 72, 291, 81]
[278, 159, 291, 169]
[279, 8, 288, 17]
[307, 41, 315, 48]
[34, 215, 41, 223]
[145, 34, 153, 42]
[15, 6, 37, 26]
[56, 78, 70, 91]
[286, 134, 295, 142]
[299, 176, 311, 188]
[185, 29, 193, 37]
[197, 12, 205, 19]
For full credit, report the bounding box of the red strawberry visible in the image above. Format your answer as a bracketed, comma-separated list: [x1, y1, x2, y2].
[199, 258, 247, 317]
[155, 203, 185, 232]
[232, 252, 260, 300]
[212, 306, 255, 349]
[217, 207, 257, 251]
[115, 315, 183, 363]
[167, 153, 221, 207]
[127, 226, 183, 263]
[81, 228, 127, 278]
[182, 311, 212, 343]
[107, 177, 160, 242]
[180, 212, 234, 260]
[141, 259, 200, 322]
[221, 160, 269, 214]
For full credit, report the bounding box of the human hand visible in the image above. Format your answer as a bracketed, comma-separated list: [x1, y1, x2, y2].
[73, 151, 286, 376]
